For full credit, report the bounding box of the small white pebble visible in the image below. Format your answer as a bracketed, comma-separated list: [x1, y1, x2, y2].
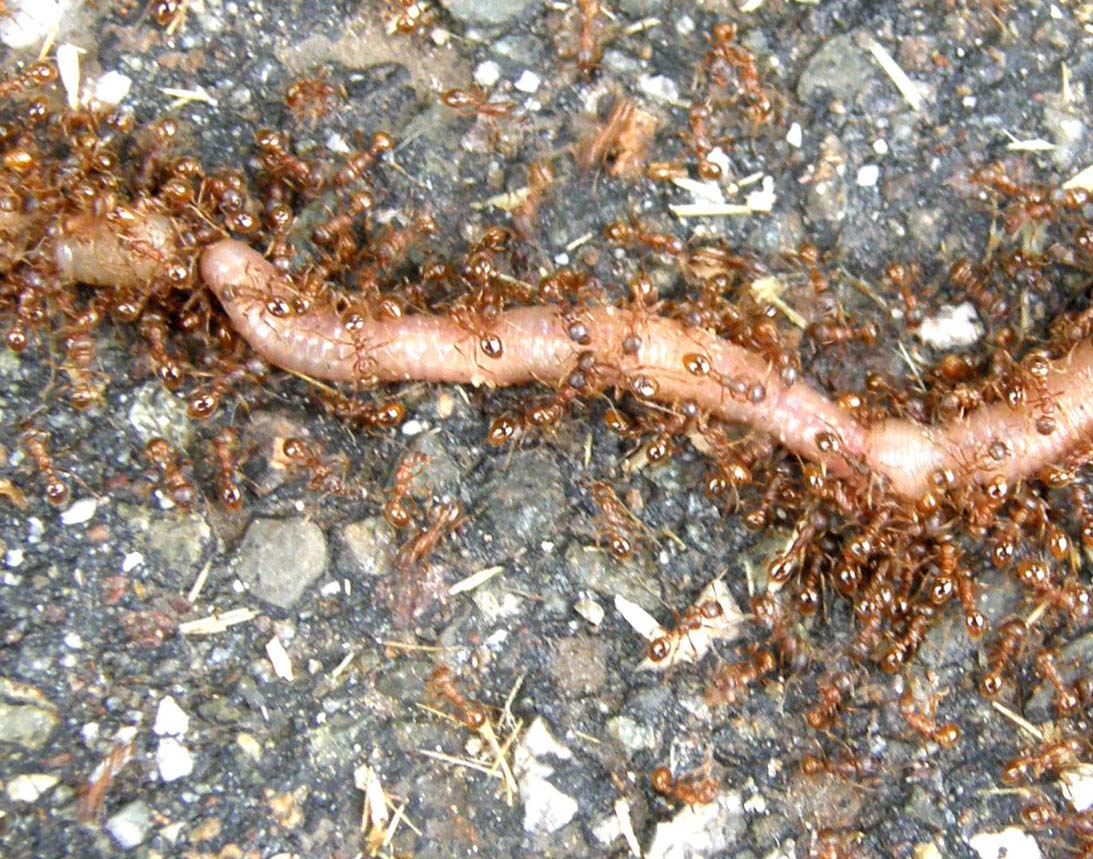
[856, 164, 881, 187]
[121, 552, 144, 573]
[320, 580, 341, 597]
[154, 695, 190, 737]
[638, 74, 679, 103]
[90, 70, 132, 107]
[675, 15, 695, 36]
[156, 737, 194, 782]
[574, 596, 605, 626]
[963, 95, 977, 108]
[5, 548, 25, 568]
[236, 732, 262, 761]
[523, 716, 573, 760]
[474, 60, 501, 88]
[81, 722, 100, 744]
[786, 122, 803, 148]
[968, 828, 1042, 859]
[6, 773, 59, 803]
[873, 138, 889, 155]
[745, 176, 777, 213]
[60, 498, 97, 526]
[400, 419, 426, 436]
[63, 632, 83, 649]
[917, 302, 984, 350]
[514, 70, 541, 94]
[430, 26, 451, 46]
[325, 131, 350, 154]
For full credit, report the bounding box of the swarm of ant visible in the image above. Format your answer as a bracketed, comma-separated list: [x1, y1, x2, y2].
[2, 2, 1093, 856]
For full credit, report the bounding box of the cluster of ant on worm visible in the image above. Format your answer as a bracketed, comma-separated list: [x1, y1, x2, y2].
[0, 6, 1092, 855]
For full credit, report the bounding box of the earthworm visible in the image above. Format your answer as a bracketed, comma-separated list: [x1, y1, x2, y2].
[56, 224, 1093, 501]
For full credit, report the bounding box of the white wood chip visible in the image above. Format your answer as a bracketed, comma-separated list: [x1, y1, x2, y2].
[179, 607, 258, 635]
[1005, 138, 1055, 152]
[670, 203, 753, 218]
[1063, 164, 1093, 192]
[56, 43, 82, 109]
[614, 594, 665, 641]
[614, 797, 643, 857]
[859, 33, 924, 111]
[265, 635, 294, 681]
[449, 565, 504, 595]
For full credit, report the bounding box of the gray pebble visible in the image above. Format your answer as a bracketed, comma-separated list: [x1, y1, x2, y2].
[339, 517, 396, 578]
[0, 701, 58, 749]
[439, 0, 538, 26]
[797, 33, 874, 105]
[235, 518, 328, 609]
[607, 715, 656, 752]
[549, 634, 608, 698]
[126, 382, 191, 448]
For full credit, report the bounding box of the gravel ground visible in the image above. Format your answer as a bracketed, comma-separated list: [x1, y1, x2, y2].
[1, 1, 1092, 858]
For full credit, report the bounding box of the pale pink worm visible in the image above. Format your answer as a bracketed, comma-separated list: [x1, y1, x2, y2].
[55, 224, 1093, 502]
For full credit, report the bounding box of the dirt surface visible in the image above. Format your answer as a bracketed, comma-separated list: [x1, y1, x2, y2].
[1, 1, 1092, 858]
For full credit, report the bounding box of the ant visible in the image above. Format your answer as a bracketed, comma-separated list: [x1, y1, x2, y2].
[603, 219, 685, 257]
[979, 617, 1027, 698]
[1001, 736, 1086, 786]
[883, 262, 923, 328]
[705, 646, 776, 706]
[650, 766, 719, 808]
[285, 68, 344, 126]
[385, 0, 436, 35]
[932, 538, 987, 638]
[1034, 649, 1082, 716]
[588, 480, 640, 561]
[144, 437, 196, 508]
[898, 686, 961, 748]
[135, 312, 185, 391]
[879, 605, 936, 674]
[0, 59, 58, 100]
[280, 437, 346, 495]
[254, 128, 321, 193]
[21, 428, 70, 507]
[440, 86, 516, 120]
[575, 0, 604, 74]
[799, 750, 878, 780]
[805, 671, 855, 731]
[210, 428, 244, 510]
[807, 319, 879, 349]
[686, 101, 720, 180]
[396, 500, 465, 573]
[332, 130, 395, 189]
[1021, 796, 1093, 847]
[428, 666, 487, 730]
[383, 451, 430, 528]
